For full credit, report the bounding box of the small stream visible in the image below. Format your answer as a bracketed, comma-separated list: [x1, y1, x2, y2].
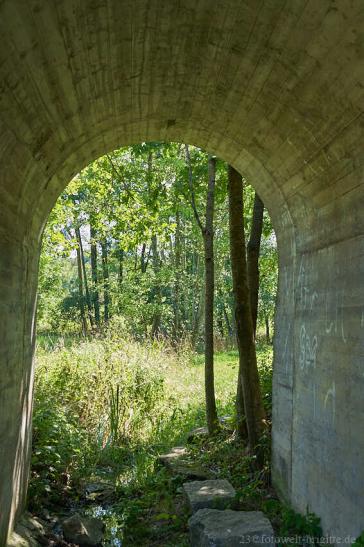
[51, 501, 124, 546]
[50, 473, 125, 546]
[84, 504, 123, 546]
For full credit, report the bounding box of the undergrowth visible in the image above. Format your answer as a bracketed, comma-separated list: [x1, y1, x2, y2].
[30, 326, 326, 546]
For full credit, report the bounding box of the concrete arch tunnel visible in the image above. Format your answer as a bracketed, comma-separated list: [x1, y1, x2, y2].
[0, 0, 363, 543]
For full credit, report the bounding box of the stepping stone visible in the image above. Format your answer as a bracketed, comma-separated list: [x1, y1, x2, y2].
[158, 446, 212, 480]
[158, 446, 188, 466]
[187, 417, 234, 442]
[189, 509, 274, 546]
[7, 512, 48, 546]
[183, 479, 236, 512]
[187, 426, 209, 443]
[169, 463, 211, 481]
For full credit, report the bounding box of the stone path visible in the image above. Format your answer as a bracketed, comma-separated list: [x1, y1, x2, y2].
[158, 446, 212, 481]
[10, 444, 274, 546]
[189, 508, 274, 547]
[183, 479, 236, 512]
[160, 445, 275, 546]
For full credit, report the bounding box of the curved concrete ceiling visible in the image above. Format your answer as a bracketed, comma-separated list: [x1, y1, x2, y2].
[0, 0, 362, 246]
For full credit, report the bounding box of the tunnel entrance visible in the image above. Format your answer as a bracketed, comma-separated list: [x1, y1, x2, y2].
[28, 142, 278, 544]
[0, 1, 363, 543]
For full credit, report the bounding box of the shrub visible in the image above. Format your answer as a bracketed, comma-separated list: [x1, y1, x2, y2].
[29, 331, 178, 509]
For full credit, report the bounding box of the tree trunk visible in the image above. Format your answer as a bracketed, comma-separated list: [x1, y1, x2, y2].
[185, 145, 218, 433]
[151, 234, 162, 338]
[265, 314, 270, 343]
[227, 165, 265, 449]
[90, 223, 100, 325]
[76, 240, 87, 336]
[217, 304, 225, 339]
[173, 206, 181, 340]
[101, 240, 111, 323]
[140, 242, 147, 273]
[75, 227, 94, 328]
[247, 192, 264, 335]
[202, 156, 218, 434]
[235, 376, 247, 439]
[222, 302, 233, 338]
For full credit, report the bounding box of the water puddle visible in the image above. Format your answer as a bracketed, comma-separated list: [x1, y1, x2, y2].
[84, 504, 123, 546]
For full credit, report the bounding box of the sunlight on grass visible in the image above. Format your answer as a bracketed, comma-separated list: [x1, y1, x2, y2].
[30, 331, 273, 545]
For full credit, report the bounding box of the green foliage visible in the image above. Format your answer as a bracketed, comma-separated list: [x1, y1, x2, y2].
[278, 506, 322, 546]
[38, 141, 278, 345]
[33, 140, 279, 543]
[30, 335, 275, 543]
[354, 532, 364, 546]
[30, 327, 172, 511]
[29, 402, 91, 509]
[262, 499, 322, 547]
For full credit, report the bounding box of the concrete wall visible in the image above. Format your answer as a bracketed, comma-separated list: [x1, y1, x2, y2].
[0, 0, 363, 543]
[0, 234, 39, 545]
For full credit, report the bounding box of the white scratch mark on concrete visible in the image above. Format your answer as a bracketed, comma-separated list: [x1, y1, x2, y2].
[324, 382, 336, 425]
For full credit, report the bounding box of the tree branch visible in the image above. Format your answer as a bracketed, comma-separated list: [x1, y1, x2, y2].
[106, 154, 134, 200]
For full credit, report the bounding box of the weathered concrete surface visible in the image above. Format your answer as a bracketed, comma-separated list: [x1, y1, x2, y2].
[0, 0, 363, 544]
[189, 509, 274, 547]
[183, 480, 236, 512]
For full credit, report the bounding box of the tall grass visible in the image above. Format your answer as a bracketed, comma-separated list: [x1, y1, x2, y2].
[29, 327, 197, 509]
[29, 325, 275, 546]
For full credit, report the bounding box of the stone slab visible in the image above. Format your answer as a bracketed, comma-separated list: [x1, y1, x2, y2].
[158, 446, 188, 465]
[183, 479, 236, 512]
[189, 509, 274, 547]
[158, 446, 211, 480]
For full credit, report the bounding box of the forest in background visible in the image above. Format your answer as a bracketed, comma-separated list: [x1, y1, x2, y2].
[29, 142, 304, 546]
[38, 142, 277, 346]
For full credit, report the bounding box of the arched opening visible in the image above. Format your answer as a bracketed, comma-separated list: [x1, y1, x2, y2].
[30, 141, 278, 544]
[1, 122, 297, 546]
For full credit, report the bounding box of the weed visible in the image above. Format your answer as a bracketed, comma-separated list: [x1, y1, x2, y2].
[29, 330, 285, 545]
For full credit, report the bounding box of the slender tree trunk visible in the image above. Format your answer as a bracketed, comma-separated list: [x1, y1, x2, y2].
[227, 165, 265, 450]
[222, 303, 232, 337]
[140, 242, 147, 272]
[90, 223, 101, 325]
[247, 192, 264, 335]
[185, 145, 218, 433]
[101, 240, 111, 323]
[202, 156, 218, 433]
[75, 227, 94, 328]
[76, 242, 87, 336]
[173, 206, 181, 340]
[151, 234, 162, 338]
[265, 314, 270, 343]
[217, 305, 225, 339]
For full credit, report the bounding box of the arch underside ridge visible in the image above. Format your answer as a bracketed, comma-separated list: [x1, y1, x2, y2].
[0, 0, 363, 543]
